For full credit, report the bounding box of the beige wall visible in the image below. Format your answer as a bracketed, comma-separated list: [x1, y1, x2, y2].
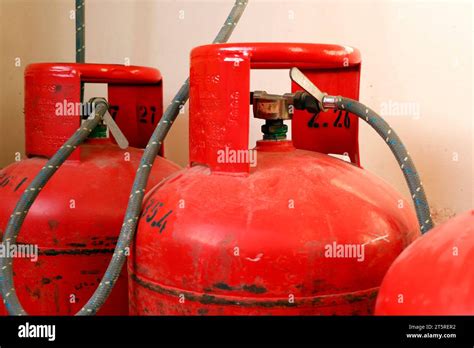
[0, 0, 472, 223]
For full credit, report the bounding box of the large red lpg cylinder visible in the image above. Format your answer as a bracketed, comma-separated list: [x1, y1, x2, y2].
[375, 210, 474, 315]
[0, 63, 180, 315]
[129, 43, 420, 315]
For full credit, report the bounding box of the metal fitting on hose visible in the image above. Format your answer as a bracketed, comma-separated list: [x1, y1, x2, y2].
[88, 97, 109, 110]
[321, 95, 338, 110]
[88, 97, 129, 149]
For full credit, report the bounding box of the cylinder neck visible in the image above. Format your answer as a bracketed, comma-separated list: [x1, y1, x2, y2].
[261, 119, 288, 140]
[256, 139, 295, 152]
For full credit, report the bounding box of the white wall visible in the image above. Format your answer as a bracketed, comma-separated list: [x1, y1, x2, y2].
[0, 0, 472, 223]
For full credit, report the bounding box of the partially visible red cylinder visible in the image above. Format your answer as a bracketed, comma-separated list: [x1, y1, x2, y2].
[375, 210, 474, 315]
[0, 63, 180, 315]
[0, 143, 179, 315]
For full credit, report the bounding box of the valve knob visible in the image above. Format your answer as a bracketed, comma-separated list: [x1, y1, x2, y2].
[88, 97, 129, 149]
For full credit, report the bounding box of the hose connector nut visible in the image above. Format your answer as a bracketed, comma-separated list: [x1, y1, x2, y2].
[322, 95, 338, 110]
[88, 97, 109, 115]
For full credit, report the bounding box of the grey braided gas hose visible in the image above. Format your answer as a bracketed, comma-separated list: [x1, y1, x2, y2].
[76, 0, 85, 101]
[75, 0, 85, 64]
[0, 98, 108, 314]
[0, 0, 249, 315]
[328, 96, 434, 233]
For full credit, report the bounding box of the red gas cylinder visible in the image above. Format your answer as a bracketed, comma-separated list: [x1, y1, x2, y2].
[129, 43, 420, 315]
[375, 210, 474, 315]
[0, 63, 180, 315]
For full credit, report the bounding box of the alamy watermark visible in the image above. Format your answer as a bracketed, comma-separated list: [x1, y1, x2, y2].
[0, 241, 38, 262]
[55, 99, 96, 118]
[324, 241, 365, 262]
[18, 322, 55, 341]
[324, 233, 390, 263]
[217, 146, 257, 167]
[380, 100, 420, 119]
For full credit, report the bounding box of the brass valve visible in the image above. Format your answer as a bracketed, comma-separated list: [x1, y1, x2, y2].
[251, 91, 294, 120]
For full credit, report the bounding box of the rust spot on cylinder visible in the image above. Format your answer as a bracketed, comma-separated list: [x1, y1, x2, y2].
[48, 220, 59, 230]
[344, 293, 366, 303]
[213, 282, 233, 291]
[67, 243, 87, 248]
[213, 282, 267, 294]
[242, 284, 267, 294]
[197, 308, 209, 315]
[40, 248, 115, 256]
[132, 274, 294, 308]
